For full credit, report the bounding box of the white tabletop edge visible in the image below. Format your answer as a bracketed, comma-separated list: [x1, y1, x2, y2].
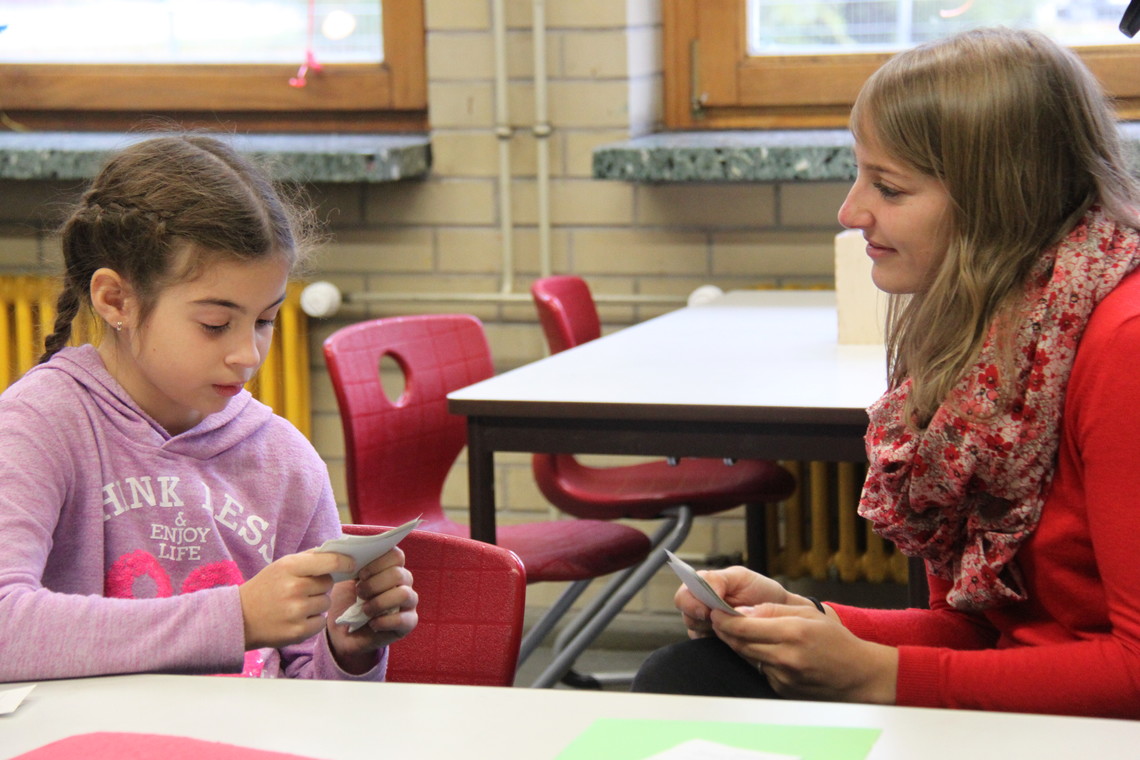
[4, 675, 1140, 760]
[449, 290, 889, 414]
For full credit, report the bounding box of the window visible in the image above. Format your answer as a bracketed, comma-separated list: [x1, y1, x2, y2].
[0, 0, 425, 133]
[664, 0, 1140, 129]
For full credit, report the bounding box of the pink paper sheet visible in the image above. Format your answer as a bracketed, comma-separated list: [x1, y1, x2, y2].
[11, 732, 324, 759]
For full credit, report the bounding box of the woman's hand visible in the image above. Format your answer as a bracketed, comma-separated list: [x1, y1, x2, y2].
[326, 547, 419, 674]
[675, 565, 790, 638]
[712, 602, 899, 704]
[672, 565, 898, 703]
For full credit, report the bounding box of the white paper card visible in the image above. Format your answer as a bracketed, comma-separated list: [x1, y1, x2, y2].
[0, 684, 35, 715]
[835, 228, 888, 346]
[317, 517, 423, 583]
[665, 550, 742, 616]
[644, 738, 800, 760]
[317, 517, 422, 631]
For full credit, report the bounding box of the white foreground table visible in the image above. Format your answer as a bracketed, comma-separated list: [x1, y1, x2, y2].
[3, 675, 1139, 759]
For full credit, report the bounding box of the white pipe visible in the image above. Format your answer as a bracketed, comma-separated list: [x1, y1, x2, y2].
[533, 0, 552, 279]
[298, 281, 689, 317]
[492, 0, 515, 294]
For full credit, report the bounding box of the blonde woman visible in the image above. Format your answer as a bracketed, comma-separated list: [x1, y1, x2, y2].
[633, 27, 1140, 718]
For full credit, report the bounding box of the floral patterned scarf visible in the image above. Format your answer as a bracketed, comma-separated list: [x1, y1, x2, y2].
[859, 206, 1140, 610]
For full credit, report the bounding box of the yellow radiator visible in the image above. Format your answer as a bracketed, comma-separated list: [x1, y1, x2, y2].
[0, 276, 311, 438]
[766, 460, 909, 584]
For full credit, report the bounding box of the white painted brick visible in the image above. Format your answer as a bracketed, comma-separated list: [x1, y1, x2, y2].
[637, 184, 778, 228]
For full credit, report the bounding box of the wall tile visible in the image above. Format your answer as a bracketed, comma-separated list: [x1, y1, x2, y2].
[636, 184, 778, 228]
[425, 0, 490, 30]
[428, 81, 497, 128]
[316, 228, 434, 274]
[780, 182, 852, 228]
[307, 183, 365, 229]
[545, 0, 634, 28]
[427, 32, 496, 80]
[548, 81, 638, 128]
[712, 230, 837, 279]
[364, 179, 498, 226]
[430, 131, 501, 177]
[511, 178, 636, 226]
[572, 229, 708, 275]
[561, 30, 630, 79]
[0, 180, 77, 227]
[0, 233, 42, 268]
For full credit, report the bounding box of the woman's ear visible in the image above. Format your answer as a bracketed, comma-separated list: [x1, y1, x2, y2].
[90, 267, 133, 331]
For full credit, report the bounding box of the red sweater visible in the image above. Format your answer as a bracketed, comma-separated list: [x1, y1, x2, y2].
[834, 272, 1140, 719]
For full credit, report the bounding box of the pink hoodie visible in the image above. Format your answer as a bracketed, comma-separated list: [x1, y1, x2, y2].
[0, 345, 385, 682]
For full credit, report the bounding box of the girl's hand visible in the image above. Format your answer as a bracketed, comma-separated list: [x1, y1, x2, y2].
[712, 602, 898, 704]
[675, 565, 790, 638]
[238, 551, 356, 650]
[326, 547, 418, 674]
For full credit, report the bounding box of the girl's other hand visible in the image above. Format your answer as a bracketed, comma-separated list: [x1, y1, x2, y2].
[327, 547, 418, 674]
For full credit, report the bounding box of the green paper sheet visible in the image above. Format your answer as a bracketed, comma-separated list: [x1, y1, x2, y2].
[556, 718, 880, 760]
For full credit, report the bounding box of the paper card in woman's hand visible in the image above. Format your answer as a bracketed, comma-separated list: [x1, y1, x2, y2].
[317, 517, 422, 582]
[665, 550, 743, 616]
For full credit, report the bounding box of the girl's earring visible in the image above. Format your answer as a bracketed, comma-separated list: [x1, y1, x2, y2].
[114, 321, 123, 332]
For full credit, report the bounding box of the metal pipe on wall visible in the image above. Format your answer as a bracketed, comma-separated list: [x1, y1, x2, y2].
[298, 280, 688, 318]
[492, 0, 516, 294]
[532, 0, 553, 279]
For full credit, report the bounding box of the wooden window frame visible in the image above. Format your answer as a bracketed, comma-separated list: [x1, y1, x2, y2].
[664, 0, 1140, 130]
[0, 0, 426, 133]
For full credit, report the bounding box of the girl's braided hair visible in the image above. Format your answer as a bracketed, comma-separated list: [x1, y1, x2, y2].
[41, 134, 315, 363]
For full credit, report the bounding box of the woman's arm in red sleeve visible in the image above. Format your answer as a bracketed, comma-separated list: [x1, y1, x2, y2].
[878, 302, 1140, 717]
[828, 573, 998, 650]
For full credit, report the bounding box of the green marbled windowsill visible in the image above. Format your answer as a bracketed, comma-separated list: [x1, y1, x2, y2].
[593, 123, 1140, 183]
[0, 132, 431, 183]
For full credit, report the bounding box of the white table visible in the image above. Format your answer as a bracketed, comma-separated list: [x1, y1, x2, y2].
[448, 290, 889, 575]
[4, 675, 1138, 759]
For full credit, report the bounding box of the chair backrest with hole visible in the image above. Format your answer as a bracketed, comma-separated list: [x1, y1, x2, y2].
[323, 314, 494, 531]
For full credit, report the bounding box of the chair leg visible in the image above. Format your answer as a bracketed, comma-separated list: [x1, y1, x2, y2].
[547, 545, 673, 690]
[529, 505, 694, 689]
[745, 502, 770, 573]
[517, 578, 593, 667]
[548, 511, 682, 657]
[547, 510, 688, 688]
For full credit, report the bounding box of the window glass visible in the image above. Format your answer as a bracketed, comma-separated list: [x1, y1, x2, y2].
[0, 0, 382, 64]
[747, 0, 1130, 55]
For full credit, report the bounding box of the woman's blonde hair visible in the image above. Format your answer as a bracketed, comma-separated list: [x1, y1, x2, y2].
[851, 27, 1140, 425]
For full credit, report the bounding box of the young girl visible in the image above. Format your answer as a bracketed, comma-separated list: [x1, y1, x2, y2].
[633, 27, 1140, 718]
[0, 135, 417, 682]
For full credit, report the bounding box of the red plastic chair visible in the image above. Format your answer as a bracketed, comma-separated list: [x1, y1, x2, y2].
[342, 524, 526, 687]
[323, 314, 652, 685]
[527, 275, 797, 687]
